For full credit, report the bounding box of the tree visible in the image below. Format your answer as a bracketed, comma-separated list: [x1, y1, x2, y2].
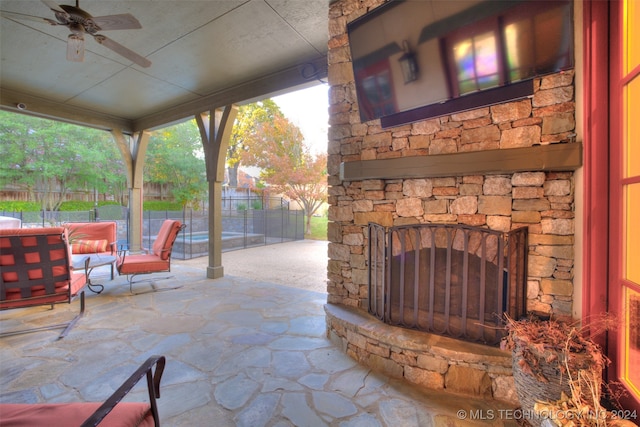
[241, 114, 327, 234]
[0, 111, 125, 210]
[146, 120, 207, 209]
[0, 112, 213, 210]
[228, 100, 283, 188]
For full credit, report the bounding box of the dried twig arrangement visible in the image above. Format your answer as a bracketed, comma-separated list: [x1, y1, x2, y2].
[502, 314, 607, 383]
[502, 314, 623, 427]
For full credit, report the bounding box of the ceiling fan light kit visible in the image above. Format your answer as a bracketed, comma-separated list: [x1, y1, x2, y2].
[2, 0, 151, 68]
[66, 33, 84, 62]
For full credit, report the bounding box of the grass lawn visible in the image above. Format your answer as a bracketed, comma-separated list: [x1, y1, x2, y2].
[307, 215, 328, 241]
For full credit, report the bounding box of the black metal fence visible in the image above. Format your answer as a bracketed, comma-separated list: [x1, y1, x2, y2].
[1, 203, 305, 259]
[150, 209, 305, 259]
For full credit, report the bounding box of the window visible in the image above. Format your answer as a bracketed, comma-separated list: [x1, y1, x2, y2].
[444, 2, 572, 97]
[610, 0, 640, 409]
[453, 31, 500, 94]
[356, 60, 397, 121]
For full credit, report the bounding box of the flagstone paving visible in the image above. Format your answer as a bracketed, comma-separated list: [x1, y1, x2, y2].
[1, 244, 521, 426]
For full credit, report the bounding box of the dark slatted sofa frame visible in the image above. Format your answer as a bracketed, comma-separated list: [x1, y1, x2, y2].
[0, 355, 166, 427]
[0, 227, 89, 339]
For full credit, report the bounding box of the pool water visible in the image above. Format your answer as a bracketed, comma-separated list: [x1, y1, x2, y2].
[184, 232, 241, 242]
[172, 231, 265, 257]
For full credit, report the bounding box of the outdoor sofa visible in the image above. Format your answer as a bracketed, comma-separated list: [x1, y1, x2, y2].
[0, 227, 89, 338]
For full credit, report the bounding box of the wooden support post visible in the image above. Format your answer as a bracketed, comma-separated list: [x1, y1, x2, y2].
[111, 129, 150, 253]
[196, 105, 239, 279]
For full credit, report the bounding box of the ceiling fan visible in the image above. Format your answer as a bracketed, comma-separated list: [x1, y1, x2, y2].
[1, 0, 151, 68]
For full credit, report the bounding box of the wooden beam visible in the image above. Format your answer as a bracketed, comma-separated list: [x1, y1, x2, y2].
[196, 106, 239, 182]
[340, 143, 583, 181]
[0, 88, 133, 132]
[0, 56, 326, 134]
[133, 57, 327, 132]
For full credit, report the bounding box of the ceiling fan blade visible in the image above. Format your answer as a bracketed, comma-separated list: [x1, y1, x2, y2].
[93, 34, 151, 68]
[92, 14, 142, 31]
[67, 33, 85, 62]
[41, 0, 67, 15]
[0, 10, 58, 25]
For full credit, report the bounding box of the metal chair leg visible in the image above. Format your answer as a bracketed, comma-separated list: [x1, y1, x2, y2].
[127, 274, 183, 295]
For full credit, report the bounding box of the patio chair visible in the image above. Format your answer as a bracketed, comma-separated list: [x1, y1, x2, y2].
[0, 355, 166, 427]
[64, 221, 118, 279]
[116, 220, 185, 294]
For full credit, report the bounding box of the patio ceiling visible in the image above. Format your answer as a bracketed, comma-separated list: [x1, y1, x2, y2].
[0, 0, 330, 133]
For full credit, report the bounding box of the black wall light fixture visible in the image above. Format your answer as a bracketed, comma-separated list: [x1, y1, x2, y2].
[398, 40, 419, 84]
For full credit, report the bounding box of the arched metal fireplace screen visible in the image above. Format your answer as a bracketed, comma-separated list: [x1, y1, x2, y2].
[368, 223, 528, 346]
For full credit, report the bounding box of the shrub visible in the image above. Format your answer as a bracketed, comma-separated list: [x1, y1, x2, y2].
[143, 200, 183, 211]
[0, 201, 40, 212]
[2, 199, 183, 214]
[59, 201, 96, 211]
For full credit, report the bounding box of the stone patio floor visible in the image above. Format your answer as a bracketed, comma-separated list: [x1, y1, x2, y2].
[0, 240, 521, 426]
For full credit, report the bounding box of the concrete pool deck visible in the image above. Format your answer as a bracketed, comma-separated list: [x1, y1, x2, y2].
[177, 239, 329, 294]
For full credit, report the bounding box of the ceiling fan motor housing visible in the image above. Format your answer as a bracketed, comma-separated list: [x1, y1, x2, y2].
[57, 5, 100, 34]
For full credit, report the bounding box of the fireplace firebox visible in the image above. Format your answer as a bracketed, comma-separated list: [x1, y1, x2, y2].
[368, 223, 528, 346]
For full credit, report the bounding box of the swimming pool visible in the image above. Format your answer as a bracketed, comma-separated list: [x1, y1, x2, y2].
[186, 231, 239, 242]
[172, 231, 265, 257]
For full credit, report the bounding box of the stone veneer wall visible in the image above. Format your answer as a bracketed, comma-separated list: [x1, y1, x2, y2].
[325, 0, 579, 402]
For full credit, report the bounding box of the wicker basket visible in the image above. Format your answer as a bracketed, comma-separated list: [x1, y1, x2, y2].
[512, 340, 600, 427]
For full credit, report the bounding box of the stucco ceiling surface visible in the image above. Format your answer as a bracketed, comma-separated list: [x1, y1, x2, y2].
[0, 0, 329, 131]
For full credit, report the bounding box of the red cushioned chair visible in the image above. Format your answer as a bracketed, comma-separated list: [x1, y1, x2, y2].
[116, 220, 185, 294]
[1, 227, 89, 339]
[65, 221, 118, 279]
[0, 355, 166, 427]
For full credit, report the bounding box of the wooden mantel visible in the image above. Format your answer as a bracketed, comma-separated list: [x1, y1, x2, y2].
[340, 142, 582, 181]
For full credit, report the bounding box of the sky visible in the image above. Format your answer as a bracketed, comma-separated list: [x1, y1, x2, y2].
[272, 84, 329, 155]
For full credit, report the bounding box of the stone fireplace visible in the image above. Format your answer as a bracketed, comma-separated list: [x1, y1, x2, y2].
[368, 223, 528, 346]
[324, 0, 581, 403]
